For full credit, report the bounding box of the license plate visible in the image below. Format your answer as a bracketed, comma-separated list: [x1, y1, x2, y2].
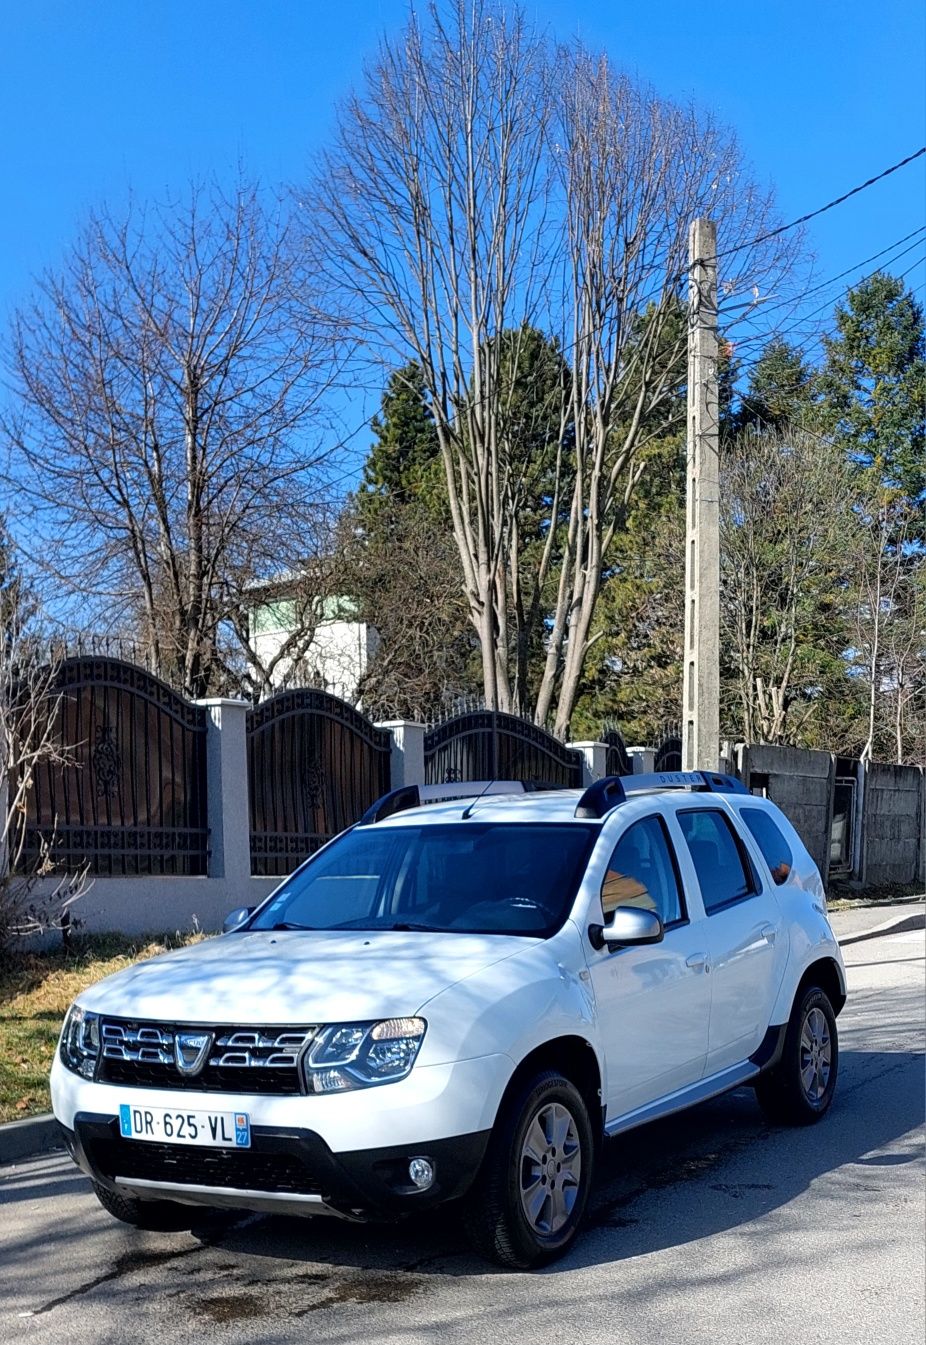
[118, 1104, 250, 1148]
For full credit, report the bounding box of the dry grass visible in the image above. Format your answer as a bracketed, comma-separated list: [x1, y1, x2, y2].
[0, 932, 204, 1124]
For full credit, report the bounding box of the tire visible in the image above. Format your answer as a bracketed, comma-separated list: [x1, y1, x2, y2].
[92, 1180, 196, 1230]
[463, 1069, 595, 1270]
[754, 985, 838, 1126]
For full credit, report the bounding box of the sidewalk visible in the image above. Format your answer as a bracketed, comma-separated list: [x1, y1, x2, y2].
[828, 899, 925, 947]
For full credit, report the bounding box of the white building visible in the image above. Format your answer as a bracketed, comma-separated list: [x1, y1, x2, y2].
[248, 593, 380, 705]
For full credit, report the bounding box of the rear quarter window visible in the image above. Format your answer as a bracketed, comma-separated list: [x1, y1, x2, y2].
[740, 808, 794, 886]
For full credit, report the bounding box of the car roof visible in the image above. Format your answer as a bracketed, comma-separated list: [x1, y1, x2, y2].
[364, 789, 590, 827]
[361, 785, 756, 829]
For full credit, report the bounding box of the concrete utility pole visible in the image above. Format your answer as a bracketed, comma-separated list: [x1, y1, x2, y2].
[682, 217, 720, 772]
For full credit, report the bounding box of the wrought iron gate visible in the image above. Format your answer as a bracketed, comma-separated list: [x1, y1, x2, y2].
[247, 690, 392, 876]
[423, 710, 582, 788]
[653, 725, 683, 773]
[601, 727, 631, 777]
[22, 657, 208, 876]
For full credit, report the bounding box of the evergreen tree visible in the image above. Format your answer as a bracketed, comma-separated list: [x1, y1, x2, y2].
[736, 339, 816, 433]
[820, 272, 926, 509]
[357, 363, 443, 524]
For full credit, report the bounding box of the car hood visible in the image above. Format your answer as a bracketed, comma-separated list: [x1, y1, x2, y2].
[77, 929, 532, 1024]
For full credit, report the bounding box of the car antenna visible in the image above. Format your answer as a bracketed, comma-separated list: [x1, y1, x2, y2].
[461, 779, 498, 820]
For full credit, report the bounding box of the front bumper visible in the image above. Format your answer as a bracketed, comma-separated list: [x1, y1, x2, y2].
[61, 1113, 489, 1218]
[51, 1051, 510, 1218]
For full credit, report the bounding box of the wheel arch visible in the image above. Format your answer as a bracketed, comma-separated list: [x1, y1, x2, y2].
[500, 1035, 604, 1137]
[777, 955, 846, 1024]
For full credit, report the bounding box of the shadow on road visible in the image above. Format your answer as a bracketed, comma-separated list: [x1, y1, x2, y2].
[4, 1044, 921, 1311]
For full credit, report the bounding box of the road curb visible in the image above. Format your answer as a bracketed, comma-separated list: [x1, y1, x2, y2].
[828, 892, 925, 912]
[838, 908, 926, 948]
[0, 1113, 62, 1166]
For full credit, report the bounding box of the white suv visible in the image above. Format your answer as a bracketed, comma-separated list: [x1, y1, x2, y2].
[52, 772, 845, 1268]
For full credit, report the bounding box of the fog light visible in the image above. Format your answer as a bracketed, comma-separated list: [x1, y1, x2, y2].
[408, 1157, 434, 1190]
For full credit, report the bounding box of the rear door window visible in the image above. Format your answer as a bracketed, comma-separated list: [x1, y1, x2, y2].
[740, 808, 793, 885]
[677, 809, 757, 914]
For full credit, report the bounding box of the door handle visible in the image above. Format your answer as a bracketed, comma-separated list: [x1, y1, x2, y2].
[759, 923, 777, 945]
[686, 952, 710, 972]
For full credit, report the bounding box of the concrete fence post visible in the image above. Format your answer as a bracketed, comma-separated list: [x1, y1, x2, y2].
[377, 721, 426, 789]
[196, 698, 252, 891]
[569, 742, 608, 786]
[627, 747, 656, 775]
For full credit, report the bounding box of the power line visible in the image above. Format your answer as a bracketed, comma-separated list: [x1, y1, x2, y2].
[713, 146, 926, 261]
[719, 224, 926, 319]
[721, 234, 926, 362]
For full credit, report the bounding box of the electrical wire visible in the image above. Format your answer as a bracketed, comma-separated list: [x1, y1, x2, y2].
[719, 235, 926, 362]
[718, 224, 926, 319]
[710, 146, 926, 262]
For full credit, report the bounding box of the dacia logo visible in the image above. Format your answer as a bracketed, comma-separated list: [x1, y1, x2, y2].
[174, 1031, 213, 1076]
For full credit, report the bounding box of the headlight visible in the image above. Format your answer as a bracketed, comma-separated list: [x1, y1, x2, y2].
[304, 1017, 426, 1094]
[59, 1004, 101, 1079]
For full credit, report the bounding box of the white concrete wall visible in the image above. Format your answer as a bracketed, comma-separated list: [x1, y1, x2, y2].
[253, 619, 379, 705]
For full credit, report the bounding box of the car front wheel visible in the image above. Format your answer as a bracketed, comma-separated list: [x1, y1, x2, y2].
[755, 985, 839, 1125]
[92, 1180, 196, 1230]
[464, 1069, 595, 1269]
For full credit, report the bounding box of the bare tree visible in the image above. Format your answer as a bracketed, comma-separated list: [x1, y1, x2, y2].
[0, 530, 87, 948]
[720, 427, 856, 745]
[4, 180, 347, 698]
[852, 501, 925, 764]
[339, 498, 477, 719]
[312, 0, 799, 732]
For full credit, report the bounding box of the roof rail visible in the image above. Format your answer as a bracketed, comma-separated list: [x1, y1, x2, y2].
[575, 770, 748, 820]
[360, 779, 558, 825]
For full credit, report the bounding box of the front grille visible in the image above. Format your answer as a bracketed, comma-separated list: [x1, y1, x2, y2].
[97, 1019, 316, 1095]
[91, 1137, 322, 1195]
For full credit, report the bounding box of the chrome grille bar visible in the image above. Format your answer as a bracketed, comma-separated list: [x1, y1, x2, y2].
[99, 1018, 317, 1093]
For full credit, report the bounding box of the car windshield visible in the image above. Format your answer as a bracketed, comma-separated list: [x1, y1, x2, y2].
[249, 822, 597, 938]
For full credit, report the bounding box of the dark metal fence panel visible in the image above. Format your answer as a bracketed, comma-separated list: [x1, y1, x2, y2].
[23, 658, 208, 876]
[424, 711, 582, 788]
[654, 726, 683, 773]
[601, 728, 631, 778]
[247, 690, 392, 877]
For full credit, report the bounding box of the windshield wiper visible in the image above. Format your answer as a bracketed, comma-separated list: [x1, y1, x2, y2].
[386, 921, 437, 932]
[268, 921, 316, 931]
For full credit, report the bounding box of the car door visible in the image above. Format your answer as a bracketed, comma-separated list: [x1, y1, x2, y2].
[672, 805, 786, 1075]
[585, 813, 711, 1119]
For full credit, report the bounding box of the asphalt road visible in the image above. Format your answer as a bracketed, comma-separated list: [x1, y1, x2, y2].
[1, 914, 923, 1345]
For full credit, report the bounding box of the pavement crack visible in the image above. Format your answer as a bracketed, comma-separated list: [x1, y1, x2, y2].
[29, 1242, 208, 1316]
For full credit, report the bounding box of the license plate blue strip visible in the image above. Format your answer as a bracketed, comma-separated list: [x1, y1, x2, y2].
[119, 1104, 132, 1137]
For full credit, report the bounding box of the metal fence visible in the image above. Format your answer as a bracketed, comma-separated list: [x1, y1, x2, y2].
[247, 689, 392, 877]
[654, 726, 683, 772]
[424, 710, 583, 788]
[21, 657, 209, 876]
[601, 727, 632, 777]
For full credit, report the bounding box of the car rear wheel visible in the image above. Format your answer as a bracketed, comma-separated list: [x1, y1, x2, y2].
[92, 1180, 196, 1230]
[464, 1069, 595, 1269]
[754, 985, 838, 1125]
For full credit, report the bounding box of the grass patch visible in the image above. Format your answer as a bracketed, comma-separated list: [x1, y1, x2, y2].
[827, 881, 925, 911]
[0, 932, 204, 1125]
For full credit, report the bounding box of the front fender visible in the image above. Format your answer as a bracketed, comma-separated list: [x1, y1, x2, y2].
[416, 921, 602, 1082]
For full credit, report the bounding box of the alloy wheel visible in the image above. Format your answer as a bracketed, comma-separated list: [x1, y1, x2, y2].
[799, 1005, 832, 1104]
[518, 1101, 582, 1236]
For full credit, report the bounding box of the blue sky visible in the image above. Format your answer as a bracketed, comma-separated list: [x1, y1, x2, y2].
[1, 0, 924, 446]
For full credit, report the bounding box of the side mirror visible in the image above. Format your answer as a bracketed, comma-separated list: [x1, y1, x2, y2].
[223, 906, 254, 934]
[588, 906, 664, 952]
